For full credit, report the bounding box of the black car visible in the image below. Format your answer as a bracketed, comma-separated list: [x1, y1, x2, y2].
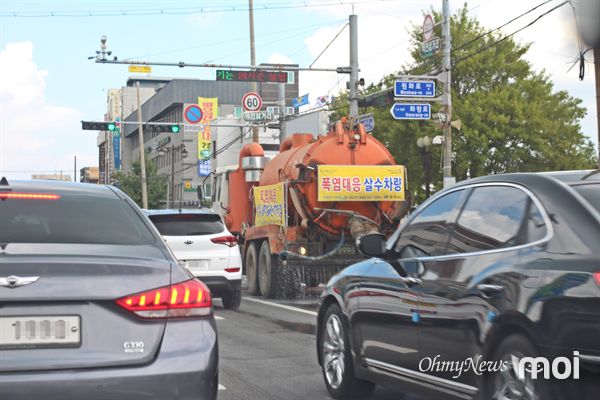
[316, 171, 600, 400]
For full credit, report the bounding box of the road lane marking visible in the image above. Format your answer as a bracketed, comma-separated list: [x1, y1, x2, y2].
[215, 315, 225, 320]
[244, 297, 318, 317]
[218, 384, 226, 390]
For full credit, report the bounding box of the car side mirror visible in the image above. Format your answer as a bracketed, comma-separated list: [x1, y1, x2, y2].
[357, 233, 387, 258]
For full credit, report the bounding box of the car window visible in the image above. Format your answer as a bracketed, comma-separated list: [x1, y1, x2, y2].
[525, 199, 547, 243]
[448, 186, 528, 253]
[394, 189, 466, 257]
[572, 184, 600, 213]
[0, 194, 155, 245]
[149, 213, 224, 236]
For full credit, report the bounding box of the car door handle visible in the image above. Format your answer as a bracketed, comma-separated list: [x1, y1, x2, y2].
[477, 284, 504, 297]
[399, 277, 422, 286]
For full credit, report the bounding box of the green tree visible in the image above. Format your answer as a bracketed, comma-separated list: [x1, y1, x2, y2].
[112, 151, 167, 209]
[332, 4, 596, 203]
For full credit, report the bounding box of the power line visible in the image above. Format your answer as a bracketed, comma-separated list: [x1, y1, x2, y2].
[309, 23, 348, 68]
[452, 0, 558, 53]
[122, 19, 344, 61]
[452, 1, 569, 67]
[0, 0, 406, 18]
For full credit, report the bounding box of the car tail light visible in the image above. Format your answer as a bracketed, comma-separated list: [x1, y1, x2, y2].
[211, 235, 237, 247]
[225, 267, 240, 273]
[593, 273, 600, 287]
[0, 192, 60, 200]
[116, 279, 212, 318]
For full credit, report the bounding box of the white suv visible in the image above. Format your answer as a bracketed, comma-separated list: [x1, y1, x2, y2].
[146, 209, 242, 310]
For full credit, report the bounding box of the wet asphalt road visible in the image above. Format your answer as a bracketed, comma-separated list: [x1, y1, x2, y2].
[214, 296, 413, 400]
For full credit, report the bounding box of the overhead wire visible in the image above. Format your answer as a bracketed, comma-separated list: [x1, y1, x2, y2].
[452, 0, 558, 53]
[0, 0, 408, 18]
[451, 1, 570, 67]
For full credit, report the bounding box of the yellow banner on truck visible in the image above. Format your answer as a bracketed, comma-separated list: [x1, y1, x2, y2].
[253, 183, 286, 226]
[318, 165, 405, 202]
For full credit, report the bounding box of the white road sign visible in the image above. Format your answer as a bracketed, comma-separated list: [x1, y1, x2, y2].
[242, 92, 262, 112]
[423, 14, 435, 42]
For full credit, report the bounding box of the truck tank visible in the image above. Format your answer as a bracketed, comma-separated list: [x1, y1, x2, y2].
[258, 120, 407, 238]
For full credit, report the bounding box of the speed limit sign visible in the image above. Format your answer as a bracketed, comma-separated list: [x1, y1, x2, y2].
[242, 92, 262, 112]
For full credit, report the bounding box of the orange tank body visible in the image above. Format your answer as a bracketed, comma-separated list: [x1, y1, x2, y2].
[256, 120, 404, 237]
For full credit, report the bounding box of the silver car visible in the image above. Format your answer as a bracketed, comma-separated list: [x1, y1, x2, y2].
[0, 178, 218, 399]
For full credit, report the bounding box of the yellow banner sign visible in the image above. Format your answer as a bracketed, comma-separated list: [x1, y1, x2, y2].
[128, 65, 152, 73]
[197, 97, 218, 176]
[318, 165, 405, 201]
[254, 183, 286, 226]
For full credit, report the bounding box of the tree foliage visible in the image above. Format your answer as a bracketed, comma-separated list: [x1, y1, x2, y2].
[331, 4, 596, 203]
[112, 151, 167, 209]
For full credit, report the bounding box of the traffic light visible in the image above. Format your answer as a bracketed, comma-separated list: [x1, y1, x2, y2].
[81, 121, 118, 131]
[150, 124, 181, 133]
[358, 88, 394, 108]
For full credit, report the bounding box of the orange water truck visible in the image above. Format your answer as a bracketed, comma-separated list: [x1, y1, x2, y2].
[211, 118, 412, 298]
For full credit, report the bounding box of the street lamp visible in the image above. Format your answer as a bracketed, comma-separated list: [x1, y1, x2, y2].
[416, 136, 433, 199]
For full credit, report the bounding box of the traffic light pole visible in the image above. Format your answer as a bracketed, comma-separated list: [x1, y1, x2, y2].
[136, 82, 149, 209]
[349, 14, 359, 118]
[248, 0, 259, 143]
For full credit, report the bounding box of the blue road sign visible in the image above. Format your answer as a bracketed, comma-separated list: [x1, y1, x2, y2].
[390, 103, 431, 120]
[184, 104, 203, 124]
[394, 80, 435, 97]
[357, 114, 375, 132]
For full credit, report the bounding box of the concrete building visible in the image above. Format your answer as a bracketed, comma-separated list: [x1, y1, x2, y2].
[121, 71, 299, 208]
[80, 167, 99, 183]
[31, 174, 72, 182]
[97, 77, 169, 183]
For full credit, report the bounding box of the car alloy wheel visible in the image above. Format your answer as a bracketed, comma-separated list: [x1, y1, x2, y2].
[487, 335, 551, 400]
[323, 313, 346, 390]
[492, 352, 538, 400]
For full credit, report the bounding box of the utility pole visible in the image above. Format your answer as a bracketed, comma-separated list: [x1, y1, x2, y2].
[136, 81, 148, 209]
[74, 155, 77, 183]
[279, 83, 286, 142]
[441, 0, 454, 187]
[595, 47, 600, 169]
[349, 14, 359, 118]
[170, 146, 175, 208]
[249, 0, 259, 143]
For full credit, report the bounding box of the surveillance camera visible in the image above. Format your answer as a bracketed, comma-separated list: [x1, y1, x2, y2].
[100, 35, 107, 44]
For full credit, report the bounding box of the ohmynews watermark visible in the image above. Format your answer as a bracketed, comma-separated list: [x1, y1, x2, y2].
[418, 352, 580, 380]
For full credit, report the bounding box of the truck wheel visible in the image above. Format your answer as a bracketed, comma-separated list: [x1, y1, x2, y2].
[258, 241, 280, 298]
[245, 242, 260, 296]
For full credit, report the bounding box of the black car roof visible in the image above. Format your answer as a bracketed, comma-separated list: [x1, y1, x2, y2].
[451, 170, 600, 189]
[0, 178, 118, 198]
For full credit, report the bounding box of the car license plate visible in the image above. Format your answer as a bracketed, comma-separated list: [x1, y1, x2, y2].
[337, 244, 357, 256]
[0, 316, 81, 349]
[186, 260, 208, 272]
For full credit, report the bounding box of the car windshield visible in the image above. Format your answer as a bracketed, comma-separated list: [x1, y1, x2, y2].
[573, 184, 600, 213]
[149, 213, 224, 236]
[0, 193, 155, 245]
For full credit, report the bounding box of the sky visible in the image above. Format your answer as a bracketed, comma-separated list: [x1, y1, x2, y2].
[0, 0, 597, 180]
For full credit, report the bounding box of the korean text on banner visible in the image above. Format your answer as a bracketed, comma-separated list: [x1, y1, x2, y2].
[318, 165, 405, 201]
[198, 97, 218, 177]
[253, 183, 286, 227]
